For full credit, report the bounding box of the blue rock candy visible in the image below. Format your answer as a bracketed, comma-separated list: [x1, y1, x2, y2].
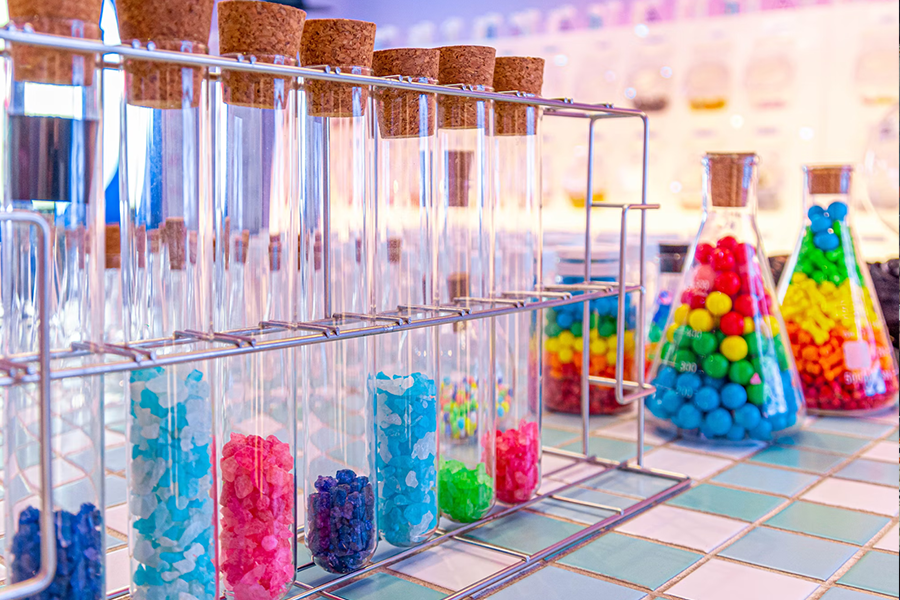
[307, 468, 377, 573]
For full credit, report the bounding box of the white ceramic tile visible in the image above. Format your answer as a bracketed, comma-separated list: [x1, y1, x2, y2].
[389, 539, 520, 590]
[105, 548, 130, 594]
[0, 563, 6, 581]
[105, 430, 126, 447]
[596, 420, 676, 445]
[616, 505, 748, 552]
[105, 503, 129, 534]
[667, 558, 818, 600]
[537, 478, 569, 495]
[641, 448, 733, 480]
[802, 479, 899, 516]
[874, 524, 899, 553]
[24, 457, 85, 489]
[671, 438, 766, 460]
[546, 461, 610, 485]
[55, 428, 94, 455]
[0, 501, 5, 536]
[541, 454, 577, 477]
[861, 441, 897, 463]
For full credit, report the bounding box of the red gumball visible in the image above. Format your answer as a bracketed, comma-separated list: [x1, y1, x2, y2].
[714, 272, 741, 296]
[717, 236, 739, 252]
[689, 292, 709, 310]
[681, 289, 694, 305]
[693, 264, 717, 292]
[734, 294, 755, 317]
[720, 311, 745, 336]
[756, 294, 772, 316]
[711, 249, 735, 272]
[734, 242, 756, 265]
[695, 243, 714, 265]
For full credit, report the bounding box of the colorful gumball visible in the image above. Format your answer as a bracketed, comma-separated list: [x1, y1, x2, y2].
[720, 312, 745, 336]
[714, 272, 741, 296]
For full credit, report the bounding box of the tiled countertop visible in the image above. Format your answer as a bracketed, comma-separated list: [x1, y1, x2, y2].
[58, 400, 900, 599]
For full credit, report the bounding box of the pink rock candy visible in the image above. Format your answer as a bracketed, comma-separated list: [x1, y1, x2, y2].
[220, 433, 295, 600]
[495, 420, 540, 504]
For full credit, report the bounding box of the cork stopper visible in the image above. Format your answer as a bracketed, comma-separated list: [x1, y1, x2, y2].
[148, 228, 161, 254]
[373, 48, 439, 138]
[301, 19, 377, 118]
[135, 224, 147, 269]
[117, 0, 215, 109]
[447, 150, 474, 208]
[438, 46, 496, 129]
[704, 153, 758, 208]
[105, 223, 120, 269]
[493, 56, 544, 136]
[233, 229, 251, 265]
[163, 217, 187, 270]
[388, 237, 402, 263]
[8, 0, 103, 85]
[218, 1, 306, 109]
[805, 165, 852, 195]
[447, 271, 469, 300]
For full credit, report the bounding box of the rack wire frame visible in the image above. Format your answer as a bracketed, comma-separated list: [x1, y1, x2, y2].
[0, 28, 689, 600]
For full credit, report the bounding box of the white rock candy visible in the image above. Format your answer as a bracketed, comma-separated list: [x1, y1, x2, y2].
[405, 471, 418, 488]
[411, 431, 436, 460]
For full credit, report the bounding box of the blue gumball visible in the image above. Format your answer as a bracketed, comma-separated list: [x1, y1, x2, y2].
[677, 403, 703, 430]
[661, 390, 685, 415]
[646, 395, 668, 419]
[703, 375, 726, 391]
[655, 366, 678, 390]
[734, 403, 761, 430]
[704, 408, 733, 437]
[807, 205, 826, 219]
[556, 311, 573, 330]
[810, 215, 832, 234]
[768, 413, 788, 432]
[749, 419, 773, 441]
[701, 422, 720, 440]
[814, 232, 839, 251]
[720, 383, 748, 410]
[693, 387, 721, 412]
[827, 201, 848, 222]
[725, 424, 747, 441]
[676, 372, 703, 398]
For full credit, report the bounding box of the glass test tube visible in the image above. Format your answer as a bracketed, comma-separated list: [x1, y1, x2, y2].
[2, 4, 106, 597]
[435, 45, 497, 523]
[371, 48, 440, 546]
[301, 18, 378, 574]
[117, 1, 217, 596]
[214, 2, 306, 597]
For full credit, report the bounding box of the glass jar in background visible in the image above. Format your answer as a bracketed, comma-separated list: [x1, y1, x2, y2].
[624, 36, 673, 113]
[684, 40, 732, 112]
[544, 246, 637, 415]
[563, 139, 607, 208]
[855, 29, 900, 107]
[492, 57, 544, 505]
[214, 2, 305, 596]
[778, 166, 898, 414]
[3, 0, 106, 596]
[435, 45, 497, 523]
[370, 48, 440, 546]
[117, 0, 218, 597]
[300, 18, 378, 573]
[647, 243, 689, 371]
[744, 35, 795, 112]
[864, 104, 899, 234]
[647, 154, 804, 442]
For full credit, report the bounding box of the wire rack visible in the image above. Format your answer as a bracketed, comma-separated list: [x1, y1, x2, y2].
[0, 27, 690, 600]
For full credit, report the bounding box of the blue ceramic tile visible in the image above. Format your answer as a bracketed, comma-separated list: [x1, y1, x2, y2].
[543, 426, 579, 448]
[584, 469, 680, 499]
[488, 565, 647, 600]
[839, 551, 900, 597]
[889, 429, 899, 442]
[667, 484, 784, 522]
[561, 437, 652, 463]
[821, 588, 888, 600]
[765, 501, 890, 546]
[749, 446, 846, 474]
[775, 431, 870, 456]
[712, 464, 818, 496]
[560, 532, 702, 590]
[464, 511, 583, 555]
[105, 445, 126, 472]
[106, 534, 125, 550]
[720, 527, 856, 580]
[105, 474, 127, 507]
[330, 573, 444, 600]
[836, 459, 899, 487]
[531, 487, 635, 525]
[808, 418, 895, 439]
[295, 543, 404, 588]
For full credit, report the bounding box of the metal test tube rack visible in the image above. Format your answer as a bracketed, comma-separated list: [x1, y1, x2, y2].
[0, 27, 690, 600]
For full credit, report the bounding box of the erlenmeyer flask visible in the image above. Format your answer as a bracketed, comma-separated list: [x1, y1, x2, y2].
[777, 166, 898, 414]
[646, 153, 804, 442]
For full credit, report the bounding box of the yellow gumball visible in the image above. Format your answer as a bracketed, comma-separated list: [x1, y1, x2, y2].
[623, 331, 635, 352]
[592, 338, 609, 356]
[763, 315, 780, 337]
[574, 337, 584, 352]
[688, 308, 714, 332]
[743, 317, 755, 335]
[608, 335, 618, 350]
[673, 304, 690, 325]
[666, 324, 679, 343]
[558, 331, 575, 347]
[705, 291, 733, 316]
[606, 350, 617, 366]
[720, 335, 749, 362]
[558, 347, 574, 364]
[545, 338, 559, 354]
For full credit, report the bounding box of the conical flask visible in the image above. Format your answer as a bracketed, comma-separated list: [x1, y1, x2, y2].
[646, 153, 804, 441]
[777, 166, 898, 414]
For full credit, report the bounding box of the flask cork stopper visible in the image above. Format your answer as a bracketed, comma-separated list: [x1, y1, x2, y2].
[373, 48, 439, 138]
[300, 19, 377, 118]
[8, 0, 103, 84]
[493, 56, 545, 136]
[438, 45, 496, 129]
[117, 0, 215, 108]
[704, 153, 758, 208]
[218, 0, 306, 109]
[805, 165, 852, 195]
[447, 150, 474, 208]
[105, 223, 120, 269]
